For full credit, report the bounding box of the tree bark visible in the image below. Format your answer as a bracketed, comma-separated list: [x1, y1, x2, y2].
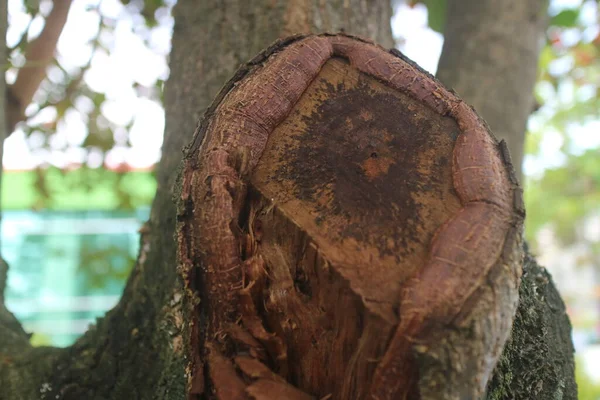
[176, 33, 524, 399]
[0, 1, 577, 399]
[436, 0, 547, 181]
[0, 1, 395, 399]
[486, 250, 577, 399]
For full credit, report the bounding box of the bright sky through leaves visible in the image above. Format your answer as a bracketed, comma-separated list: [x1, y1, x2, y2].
[4, 0, 173, 170]
[4, 0, 597, 179]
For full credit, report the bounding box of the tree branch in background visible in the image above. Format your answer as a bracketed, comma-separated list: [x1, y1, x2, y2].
[5, 0, 72, 135]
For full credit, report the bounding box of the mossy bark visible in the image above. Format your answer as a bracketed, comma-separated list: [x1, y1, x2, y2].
[486, 250, 577, 399]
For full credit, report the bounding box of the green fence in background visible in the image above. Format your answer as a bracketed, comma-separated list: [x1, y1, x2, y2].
[3, 209, 149, 347]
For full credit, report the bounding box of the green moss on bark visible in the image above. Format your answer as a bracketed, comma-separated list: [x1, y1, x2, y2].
[487, 249, 577, 400]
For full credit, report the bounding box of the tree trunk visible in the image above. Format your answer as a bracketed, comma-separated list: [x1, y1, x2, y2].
[0, 1, 577, 399]
[436, 0, 547, 181]
[486, 250, 577, 399]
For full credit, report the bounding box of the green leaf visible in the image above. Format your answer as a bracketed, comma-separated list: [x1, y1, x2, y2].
[538, 45, 555, 71]
[92, 92, 107, 108]
[423, 0, 447, 33]
[141, 0, 165, 27]
[551, 9, 580, 27]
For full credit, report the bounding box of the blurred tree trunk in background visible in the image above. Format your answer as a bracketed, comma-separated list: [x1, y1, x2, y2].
[0, 1, 577, 399]
[436, 0, 545, 181]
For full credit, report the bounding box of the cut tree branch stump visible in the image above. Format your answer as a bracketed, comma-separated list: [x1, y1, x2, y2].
[177, 34, 525, 400]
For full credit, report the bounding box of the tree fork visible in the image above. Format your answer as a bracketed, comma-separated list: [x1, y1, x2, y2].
[177, 33, 524, 400]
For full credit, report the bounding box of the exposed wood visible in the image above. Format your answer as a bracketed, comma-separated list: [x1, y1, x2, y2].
[178, 33, 524, 400]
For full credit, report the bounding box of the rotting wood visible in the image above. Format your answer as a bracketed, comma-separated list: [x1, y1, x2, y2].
[177, 33, 524, 400]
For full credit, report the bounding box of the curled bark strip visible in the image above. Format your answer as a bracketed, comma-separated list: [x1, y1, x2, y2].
[404, 202, 510, 329]
[188, 36, 332, 327]
[367, 203, 511, 399]
[452, 114, 513, 209]
[235, 356, 287, 383]
[207, 344, 249, 400]
[178, 33, 524, 399]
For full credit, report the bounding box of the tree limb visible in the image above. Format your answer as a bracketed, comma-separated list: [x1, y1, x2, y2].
[5, 0, 72, 135]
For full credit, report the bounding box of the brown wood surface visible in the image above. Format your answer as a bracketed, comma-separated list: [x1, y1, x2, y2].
[177, 34, 524, 400]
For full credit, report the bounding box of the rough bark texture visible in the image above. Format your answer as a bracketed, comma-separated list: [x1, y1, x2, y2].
[176, 33, 524, 400]
[432, 1, 577, 398]
[0, 1, 395, 399]
[486, 249, 577, 399]
[436, 0, 548, 181]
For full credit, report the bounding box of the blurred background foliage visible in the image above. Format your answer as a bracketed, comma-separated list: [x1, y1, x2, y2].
[2, 0, 600, 396]
[5, 0, 174, 209]
[579, 357, 600, 400]
[526, 0, 599, 245]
